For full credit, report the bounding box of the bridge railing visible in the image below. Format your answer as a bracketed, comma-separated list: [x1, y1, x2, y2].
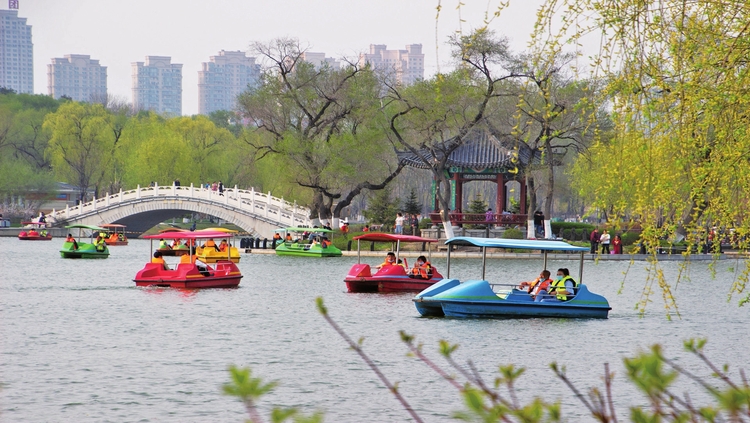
[49, 184, 311, 227]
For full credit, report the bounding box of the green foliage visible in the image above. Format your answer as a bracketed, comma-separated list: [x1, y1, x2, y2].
[502, 228, 524, 239]
[362, 189, 399, 225]
[620, 232, 640, 246]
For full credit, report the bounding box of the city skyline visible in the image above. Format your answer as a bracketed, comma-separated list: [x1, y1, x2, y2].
[4, 0, 544, 115]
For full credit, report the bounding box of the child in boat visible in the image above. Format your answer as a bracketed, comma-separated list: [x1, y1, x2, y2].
[159, 239, 170, 249]
[376, 252, 397, 269]
[66, 233, 79, 250]
[94, 236, 106, 252]
[518, 270, 552, 299]
[410, 256, 432, 279]
[219, 239, 228, 252]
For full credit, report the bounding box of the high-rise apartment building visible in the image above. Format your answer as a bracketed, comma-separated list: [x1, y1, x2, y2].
[300, 52, 340, 70]
[359, 44, 424, 86]
[131, 56, 182, 115]
[198, 50, 260, 115]
[0, 10, 33, 93]
[47, 55, 107, 102]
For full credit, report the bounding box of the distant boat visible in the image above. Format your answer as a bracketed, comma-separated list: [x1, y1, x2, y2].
[100, 223, 128, 246]
[18, 221, 52, 241]
[345, 233, 443, 293]
[274, 227, 342, 257]
[60, 225, 110, 259]
[413, 237, 611, 319]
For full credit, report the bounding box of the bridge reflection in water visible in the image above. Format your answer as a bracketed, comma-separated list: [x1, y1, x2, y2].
[48, 184, 311, 238]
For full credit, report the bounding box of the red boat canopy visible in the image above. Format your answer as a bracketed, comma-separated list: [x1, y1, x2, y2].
[353, 233, 437, 243]
[101, 224, 126, 228]
[143, 230, 232, 240]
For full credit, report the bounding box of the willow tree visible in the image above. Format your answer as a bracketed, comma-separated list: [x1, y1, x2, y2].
[44, 102, 124, 201]
[535, 0, 750, 308]
[237, 38, 403, 226]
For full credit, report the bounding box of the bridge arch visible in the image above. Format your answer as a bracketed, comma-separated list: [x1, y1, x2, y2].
[47, 184, 311, 239]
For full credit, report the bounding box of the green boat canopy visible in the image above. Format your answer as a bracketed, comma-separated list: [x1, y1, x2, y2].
[66, 224, 108, 231]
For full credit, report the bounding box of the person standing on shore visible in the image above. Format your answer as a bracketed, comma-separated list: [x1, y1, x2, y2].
[394, 213, 404, 234]
[613, 234, 623, 254]
[590, 228, 600, 254]
[600, 230, 611, 254]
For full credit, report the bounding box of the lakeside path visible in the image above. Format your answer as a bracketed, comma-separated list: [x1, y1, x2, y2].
[245, 248, 731, 261]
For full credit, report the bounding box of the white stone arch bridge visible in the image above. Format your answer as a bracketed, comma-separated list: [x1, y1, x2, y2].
[47, 184, 311, 239]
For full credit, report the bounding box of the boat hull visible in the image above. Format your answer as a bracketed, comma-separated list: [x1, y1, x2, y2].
[275, 242, 342, 257]
[18, 235, 53, 241]
[60, 242, 109, 259]
[196, 246, 241, 263]
[158, 248, 189, 256]
[345, 264, 444, 293]
[133, 262, 242, 289]
[413, 280, 610, 319]
[104, 240, 128, 246]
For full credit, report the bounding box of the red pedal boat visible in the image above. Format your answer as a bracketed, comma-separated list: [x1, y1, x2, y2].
[134, 230, 243, 289]
[345, 233, 443, 293]
[18, 222, 52, 241]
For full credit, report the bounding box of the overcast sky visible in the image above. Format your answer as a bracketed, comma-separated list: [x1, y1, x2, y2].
[9, 0, 546, 115]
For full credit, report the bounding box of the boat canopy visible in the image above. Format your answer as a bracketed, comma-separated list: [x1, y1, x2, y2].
[143, 230, 233, 240]
[354, 233, 437, 243]
[445, 237, 589, 252]
[275, 227, 334, 233]
[158, 227, 188, 233]
[66, 224, 107, 231]
[200, 227, 238, 233]
[100, 224, 126, 228]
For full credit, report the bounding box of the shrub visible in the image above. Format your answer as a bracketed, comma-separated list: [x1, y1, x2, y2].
[620, 231, 640, 246]
[502, 227, 524, 239]
[562, 228, 572, 240]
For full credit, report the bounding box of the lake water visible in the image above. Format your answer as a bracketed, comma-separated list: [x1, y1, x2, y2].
[1, 238, 748, 422]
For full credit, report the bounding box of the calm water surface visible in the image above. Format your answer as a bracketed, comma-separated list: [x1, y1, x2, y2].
[1, 238, 748, 422]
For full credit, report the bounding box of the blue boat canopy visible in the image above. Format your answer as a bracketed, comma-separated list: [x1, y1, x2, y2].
[445, 237, 589, 252]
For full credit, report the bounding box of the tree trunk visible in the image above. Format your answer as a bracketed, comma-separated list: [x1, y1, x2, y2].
[543, 137, 555, 239]
[526, 174, 536, 239]
[435, 174, 455, 239]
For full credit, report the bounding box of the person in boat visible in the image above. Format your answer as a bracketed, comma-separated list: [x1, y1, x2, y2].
[519, 270, 553, 299]
[544, 268, 577, 301]
[409, 256, 432, 279]
[376, 252, 397, 269]
[219, 239, 229, 252]
[151, 251, 170, 270]
[204, 238, 219, 251]
[159, 238, 171, 249]
[321, 237, 331, 248]
[285, 233, 293, 242]
[273, 233, 282, 241]
[28, 228, 39, 237]
[94, 236, 107, 252]
[171, 238, 181, 248]
[180, 247, 210, 275]
[118, 233, 125, 241]
[40, 230, 47, 237]
[66, 233, 79, 250]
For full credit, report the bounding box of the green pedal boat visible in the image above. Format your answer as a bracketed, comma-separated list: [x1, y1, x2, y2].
[60, 224, 110, 259]
[274, 227, 342, 257]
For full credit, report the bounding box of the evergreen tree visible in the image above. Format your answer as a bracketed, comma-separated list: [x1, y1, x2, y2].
[402, 189, 422, 216]
[467, 194, 488, 228]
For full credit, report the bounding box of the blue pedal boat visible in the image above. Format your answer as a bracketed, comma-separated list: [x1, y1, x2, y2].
[412, 237, 611, 319]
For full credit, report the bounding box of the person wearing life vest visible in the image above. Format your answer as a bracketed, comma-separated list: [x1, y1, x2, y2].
[204, 238, 218, 251]
[94, 236, 106, 252]
[410, 255, 432, 279]
[519, 270, 553, 299]
[219, 239, 228, 252]
[28, 228, 39, 237]
[376, 252, 397, 269]
[548, 268, 577, 301]
[152, 251, 170, 270]
[159, 238, 170, 249]
[171, 238, 181, 248]
[285, 233, 292, 242]
[66, 233, 79, 250]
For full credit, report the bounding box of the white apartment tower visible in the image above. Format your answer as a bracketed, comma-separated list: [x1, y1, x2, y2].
[300, 52, 340, 70]
[0, 10, 33, 93]
[359, 44, 424, 86]
[47, 55, 107, 102]
[132, 56, 182, 115]
[198, 50, 260, 115]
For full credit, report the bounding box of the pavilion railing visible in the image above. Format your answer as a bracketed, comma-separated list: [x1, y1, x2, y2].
[428, 212, 528, 226]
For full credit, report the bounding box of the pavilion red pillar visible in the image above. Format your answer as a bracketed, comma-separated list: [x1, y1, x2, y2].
[496, 173, 505, 213]
[520, 178, 527, 215]
[454, 173, 463, 212]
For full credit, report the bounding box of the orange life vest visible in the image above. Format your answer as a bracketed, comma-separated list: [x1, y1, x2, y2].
[180, 254, 197, 264]
[411, 262, 432, 279]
